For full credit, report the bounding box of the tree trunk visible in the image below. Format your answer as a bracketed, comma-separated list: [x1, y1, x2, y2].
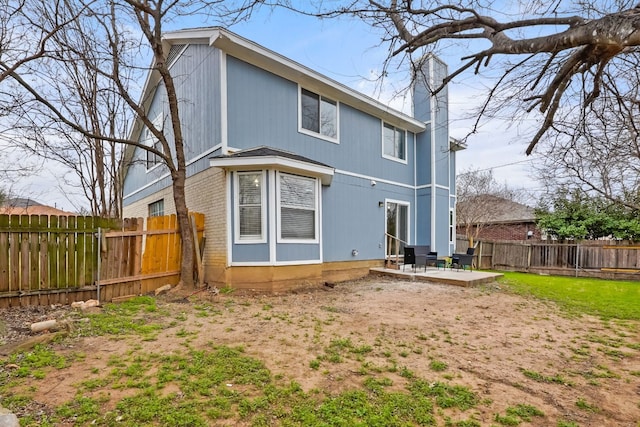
[171, 167, 195, 289]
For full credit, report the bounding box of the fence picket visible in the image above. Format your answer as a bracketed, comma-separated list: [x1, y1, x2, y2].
[39, 215, 49, 289]
[48, 215, 59, 289]
[0, 216, 8, 292]
[20, 215, 30, 291]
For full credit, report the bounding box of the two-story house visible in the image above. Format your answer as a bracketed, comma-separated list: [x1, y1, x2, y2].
[121, 27, 462, 291]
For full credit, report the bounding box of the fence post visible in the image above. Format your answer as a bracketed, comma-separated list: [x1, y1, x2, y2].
[96, 227, 101, 303]
[575, 243, 579, 277]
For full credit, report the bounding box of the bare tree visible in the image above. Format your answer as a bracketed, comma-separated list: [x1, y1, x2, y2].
[7, 11, 128, 217]
[535, 59, 640, 210]
[0, 0, 263, 289]
[290, 1, 639, 156]
[456, 168, 520, 246]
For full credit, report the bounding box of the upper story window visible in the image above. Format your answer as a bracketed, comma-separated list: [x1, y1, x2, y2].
[236, 171, 266, 243]
[145, 113, 164, 170]
[300, 87, 338, 142]
[278, 172, 318, 242]
[148, 199, 164, 217]
[382, 123, 406, 162]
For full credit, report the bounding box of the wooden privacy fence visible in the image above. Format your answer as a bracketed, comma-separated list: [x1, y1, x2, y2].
[97, 213, 205, 302]
[456, 238, 640, 280]
[0, 215, 119, 306]
[0, 213, 205, 307]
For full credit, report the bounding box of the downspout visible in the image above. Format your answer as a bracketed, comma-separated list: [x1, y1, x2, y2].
[429, 57, 437, 249]
[414, 132, 417, 245]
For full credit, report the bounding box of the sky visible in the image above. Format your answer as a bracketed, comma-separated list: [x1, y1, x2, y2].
[7, 4, 541, 212]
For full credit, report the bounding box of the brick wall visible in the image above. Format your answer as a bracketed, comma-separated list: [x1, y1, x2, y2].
[122, 167, 228, 282]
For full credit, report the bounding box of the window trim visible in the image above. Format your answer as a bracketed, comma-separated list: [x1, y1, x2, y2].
[298, 86, 340, 144]
[381, 122, 408, 164]
[276, 172, 319, 244]
[234, 170, 267, 244]
[449, 208, 455, 244]
[148, 199, 165, 217]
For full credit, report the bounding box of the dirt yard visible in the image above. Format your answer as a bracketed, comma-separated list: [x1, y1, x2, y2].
[1, 276, 639, 426]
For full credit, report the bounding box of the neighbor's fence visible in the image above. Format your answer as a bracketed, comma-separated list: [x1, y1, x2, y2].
[0, 213, 205, 307]
[456, 238, 640, 280]
[0, 215, 118, 306]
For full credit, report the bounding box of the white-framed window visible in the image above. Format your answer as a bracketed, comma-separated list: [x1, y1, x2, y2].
[235, 171, 266, 243]
[299, 87, 338, 142]
[148, 199, 164, 217]
[145, 113, 164, 170]
[277, 172, 318, 242]
[382, 122, 406, 162]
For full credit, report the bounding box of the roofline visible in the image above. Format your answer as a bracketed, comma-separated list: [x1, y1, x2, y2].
[165, 27, 426, 133]
[210, 155, 335, 185]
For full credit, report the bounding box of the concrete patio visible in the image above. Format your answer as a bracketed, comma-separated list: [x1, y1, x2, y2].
[370, 265, 503, 287]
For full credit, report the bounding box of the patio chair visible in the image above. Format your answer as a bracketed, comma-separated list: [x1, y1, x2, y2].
[403, 247, 416, 272]
[426, 251, 438, 268]
[451, 247, 475, 271]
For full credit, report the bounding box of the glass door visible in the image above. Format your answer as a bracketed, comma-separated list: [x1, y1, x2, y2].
[386, 201, 409, 256]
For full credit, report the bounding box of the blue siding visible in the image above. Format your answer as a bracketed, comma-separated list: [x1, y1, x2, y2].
[276, 244, 320, 262]
[225, 57, 415, 185]
[226, 56, 297, 152]
[322, 174, 413, 261]
[415, 188, 431, 246]
[434, 187, 451, 254]
[416, 123, 432, 185]
[123, 45, 221, 206]
[233, 243, 270, 262]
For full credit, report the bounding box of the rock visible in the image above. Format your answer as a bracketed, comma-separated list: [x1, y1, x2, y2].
[0, 406, 19, 427]
[155, 284, 172, 296]
[83, 299, 100, 308]
[71, 301, 85, 308]
[30, 320, 57, 333]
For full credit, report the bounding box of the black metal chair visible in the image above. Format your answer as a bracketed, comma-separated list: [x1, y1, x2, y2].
[426, 251, 438, 268]
[403, 247, 416, 272]
[451, 247, 475, 271]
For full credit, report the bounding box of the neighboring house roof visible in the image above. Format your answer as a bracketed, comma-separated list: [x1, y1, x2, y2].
[211, 146, 335, 185]
[0, 198, 75, 216]
[457, 195, 536, 225]
[122, 27, 426, 182]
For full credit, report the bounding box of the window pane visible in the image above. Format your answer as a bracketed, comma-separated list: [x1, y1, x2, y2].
[281, 175, 315, 209]
[239, 173, 262, 204]
[148, 200, 164, 217]
[240, 206, 262, 237]
[281, 208, 315, 239]
[320, 97, 337, 138]
[383, 124, 395, 157]
[238, 172, 263, 240]
[301, 89, 319, 133]
[396, 130, 405, 159]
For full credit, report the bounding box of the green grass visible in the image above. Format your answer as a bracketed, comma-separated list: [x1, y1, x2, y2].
[499, 272, 640, 319]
